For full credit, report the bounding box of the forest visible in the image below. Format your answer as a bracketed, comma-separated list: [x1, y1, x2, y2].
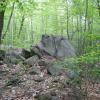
[0, 0, 100, 100]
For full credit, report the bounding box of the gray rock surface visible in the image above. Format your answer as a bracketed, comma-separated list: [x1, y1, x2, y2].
[47, 63, 63, 76]
[3, 49, 25, 64]
[37, 35, 76, 58]
[0, 50, 6, 60]
[24, 56, 39, 66]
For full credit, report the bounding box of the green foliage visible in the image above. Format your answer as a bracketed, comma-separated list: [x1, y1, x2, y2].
[1, 0, 99, 49]
[69, 76, 84, 88]
[5, 75, 22, 86]
[0, 0, 6, 11]
[55, 45, 100, 87]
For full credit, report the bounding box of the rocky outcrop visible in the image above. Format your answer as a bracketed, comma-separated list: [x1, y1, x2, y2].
[31, 35, 76, 58]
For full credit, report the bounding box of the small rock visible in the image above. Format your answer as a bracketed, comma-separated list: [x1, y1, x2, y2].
[89, 93, 100, 100]
[29, 67, 40, 75]
[37, 94, 52, 100]
[47, 63, 62, 76]
[38, 60, 46, 66]
[5, 75, 22, 86]
[3, 50, 25, 64]
[50, 91, 56, 96]
[21, 49, 31, 59]
[24, 56, 39, 66]
[0, 50, 5, 60]
[36, 92, 60, 100]
[30, 46, 43, 58]
[34, 76, 44, 82]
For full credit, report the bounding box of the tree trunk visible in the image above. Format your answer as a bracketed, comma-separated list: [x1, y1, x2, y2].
[70, 16, 74, 40]
[79, 15, 82, 32]
[2, 2, 15, 39]
[84, 0, 88, 32]
[18, 15, 25, 36]
[97, 0, 100, 16]
[66, 0, 70, 40]
[0, 11, 5, 44]
[88, 18, 91, 32]
[0, 0, 6, 44]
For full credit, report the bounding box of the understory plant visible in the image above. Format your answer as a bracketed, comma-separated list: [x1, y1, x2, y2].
[56, 43, 100, 100]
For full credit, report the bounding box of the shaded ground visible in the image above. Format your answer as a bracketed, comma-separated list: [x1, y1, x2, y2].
[0, 56, 100, 100]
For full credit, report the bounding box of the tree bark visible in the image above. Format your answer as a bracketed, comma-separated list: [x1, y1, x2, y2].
[0, 0, 5, 44]
[97, 0, 100, 16]
[18, 15, 25, 36]
[66, 0, 70, 40]
[0, 11, 5, 44]
[2, 2, 15, 39]
[84, 0, 88, 32]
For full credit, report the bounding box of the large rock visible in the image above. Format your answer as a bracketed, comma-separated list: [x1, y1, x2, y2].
[37, 35, 76, 58]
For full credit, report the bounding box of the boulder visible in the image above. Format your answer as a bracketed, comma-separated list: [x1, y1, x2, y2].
[37, 35, 76, 58]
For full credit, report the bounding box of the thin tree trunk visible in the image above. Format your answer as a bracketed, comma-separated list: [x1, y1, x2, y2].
[41, 14, 44, 34]
[31, 17, 34, 43]
[83, 0, 88, 54]
[80, 15, 82, 32]
[88, 18, 91, 32]
[66, 0, 70, 39]
[60, 17, 64, 35]
[18, 15, 25, 36]
[70, 16, 74, 40]
[84, 0, 88, 32]
[54, 5, 58, 34]
[91, 6, 94, 34]
[77, 16, 81, 55]
[77, 16, 79, 33]
[2, 2, 15, 39]
[97, 0, 100, 16]
[45, 16, 47, 34]
[0, 11, 5, 44]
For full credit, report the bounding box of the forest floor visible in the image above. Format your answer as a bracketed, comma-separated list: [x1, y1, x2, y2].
[0, 56, 100, 100]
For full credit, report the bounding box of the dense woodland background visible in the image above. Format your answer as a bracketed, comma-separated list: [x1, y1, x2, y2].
[0, 0, 99, 51]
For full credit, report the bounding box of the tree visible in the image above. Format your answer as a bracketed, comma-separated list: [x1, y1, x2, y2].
[97, 0, 100, 16]
[0, 0, 6, 44]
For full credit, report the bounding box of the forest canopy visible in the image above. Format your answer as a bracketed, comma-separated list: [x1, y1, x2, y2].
[0, 0, 99, 49]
